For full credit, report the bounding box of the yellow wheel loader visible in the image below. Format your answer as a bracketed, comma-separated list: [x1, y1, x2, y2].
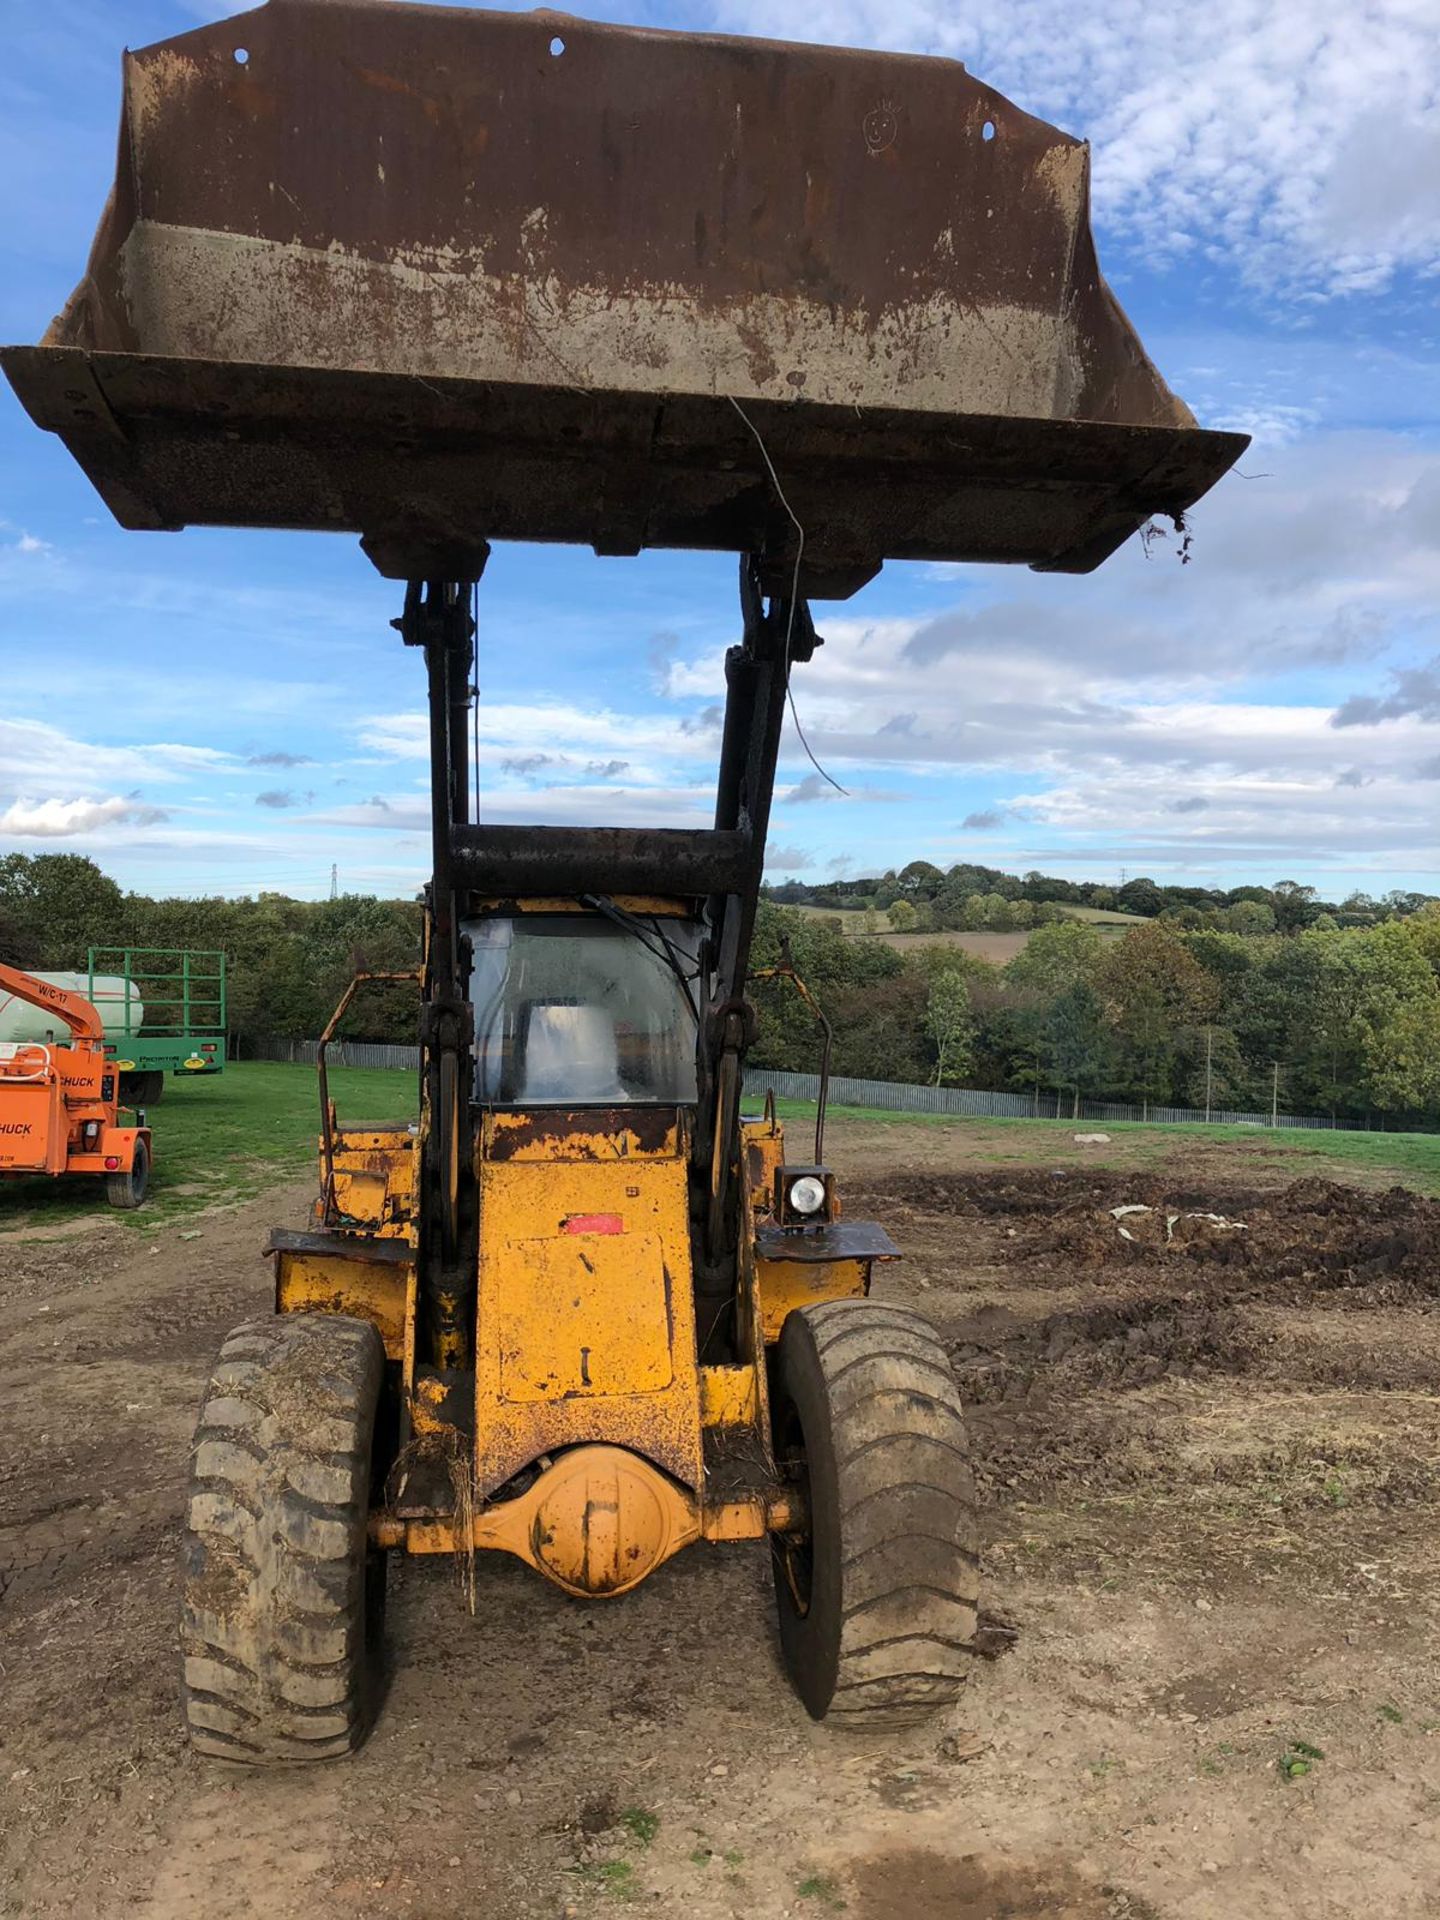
[188, 564, 982, 1755]
[1, 0, 1245, 1760]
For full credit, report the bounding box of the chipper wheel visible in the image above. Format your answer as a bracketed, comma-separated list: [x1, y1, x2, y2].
[771, 1300, 979, 1730]
[105, 1138, 149, 1210]
[180, 1314, 385, 1763]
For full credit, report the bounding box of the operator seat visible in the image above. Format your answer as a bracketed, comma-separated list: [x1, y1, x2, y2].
[519, 1002, 628, 1103]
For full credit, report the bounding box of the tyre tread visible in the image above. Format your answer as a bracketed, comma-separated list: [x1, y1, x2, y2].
[180, 1313, 383, 1766]
[773, 1300, 980, 1730]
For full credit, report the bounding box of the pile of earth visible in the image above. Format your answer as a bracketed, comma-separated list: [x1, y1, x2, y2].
[858, 1170, 1440, 1300]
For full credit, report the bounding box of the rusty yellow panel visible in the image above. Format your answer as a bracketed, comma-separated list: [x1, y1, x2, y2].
[411, 1371, 451, 1436]
[699, 1364, 759, 1428]
[741, 1115, 786, 1221]
[325, 1125, 416, 1238]
[276, 1249, 414, 1361]
[499, 1233, 674, 1402]
[475, 1147, 702, 1498]
[757, 1256, 869, 1344]
[700, 1496, 773, 1542]
[483, 1108, 683, 1164]
[402, 1254, 417, 1404]
[331, 1168, 389, 1224]
[332, 1126, 415, 1148]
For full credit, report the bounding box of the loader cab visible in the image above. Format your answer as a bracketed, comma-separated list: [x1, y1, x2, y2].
[462, 903, 702, 1110]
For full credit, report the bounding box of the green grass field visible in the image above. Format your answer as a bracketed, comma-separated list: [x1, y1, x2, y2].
[790, 899, 1144, 950]
[1054, 902, 1150, 927]
[3, 1062, 1435, 1235]
[0, 1061, 415, 1234]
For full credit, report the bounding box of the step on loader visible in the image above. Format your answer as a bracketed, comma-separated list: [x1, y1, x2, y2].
[2, 0, 1245, 1757]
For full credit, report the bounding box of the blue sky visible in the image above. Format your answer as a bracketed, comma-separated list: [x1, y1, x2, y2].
[3, 0, 1439, 901]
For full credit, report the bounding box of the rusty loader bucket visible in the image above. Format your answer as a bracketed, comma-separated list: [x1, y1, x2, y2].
[1, 1, 1245, 593]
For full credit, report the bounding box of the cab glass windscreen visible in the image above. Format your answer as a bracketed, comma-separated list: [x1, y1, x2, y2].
[464, 915, 700, 1105]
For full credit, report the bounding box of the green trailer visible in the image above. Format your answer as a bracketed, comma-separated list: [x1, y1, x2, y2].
[88, 948, 227, 1105]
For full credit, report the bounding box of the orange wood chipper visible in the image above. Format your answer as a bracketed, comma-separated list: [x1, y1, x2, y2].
[0, 963, 152, 1208]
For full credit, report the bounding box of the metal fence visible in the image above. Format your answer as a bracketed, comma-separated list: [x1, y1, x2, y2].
[244, 1035, 1422, 1133]
[742, 1069, 1374, 1131]
[254, 1036, 419, 1072]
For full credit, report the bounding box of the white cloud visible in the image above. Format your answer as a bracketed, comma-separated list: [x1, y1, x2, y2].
[0, 795, 170, 838]
[315, 776, 717, 835]
[784, 773, 842, 805]
[1005, 758, 1440, 875]
[703, 431, 1440, 871]
[714, 0, 1440, 297]
[0, 717, 232, 792]
[639, 651, 729, 701]
[764, 844, 814, 871]
[333, 429, 1440, 877]
[355, 702, 714, 766]
[1204, 402, 1321, 447]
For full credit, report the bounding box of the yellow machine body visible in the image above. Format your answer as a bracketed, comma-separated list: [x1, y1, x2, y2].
[474, 1108, 703, 1496]
[325, 1123, 417, 1240]
[15, 0, 1239, 1761]
[270, 976, 894, 1599]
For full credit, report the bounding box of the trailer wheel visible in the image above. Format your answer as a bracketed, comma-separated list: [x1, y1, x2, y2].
[181, 1314, 386, 1763]
[105, 1137, 149, 1209]
[771, 1300, 979, 1730]
[120, 1070, 164, 1106]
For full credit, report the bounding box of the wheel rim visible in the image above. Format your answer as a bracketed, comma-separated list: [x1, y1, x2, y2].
[772, 1395, 814, 1617]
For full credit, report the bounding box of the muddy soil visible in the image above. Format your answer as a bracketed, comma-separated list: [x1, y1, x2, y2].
[4, 1127, 1440, 1918]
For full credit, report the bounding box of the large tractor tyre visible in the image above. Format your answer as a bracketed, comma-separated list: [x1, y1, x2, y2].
[120, 1070, 164, 1107]
[771, 1300, 980, 1731]
[106, 1138, 149, 1210]
[181, 1313, 386, 1763]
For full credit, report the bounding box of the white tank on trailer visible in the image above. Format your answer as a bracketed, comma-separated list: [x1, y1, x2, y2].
[0, 973, 143, 1046]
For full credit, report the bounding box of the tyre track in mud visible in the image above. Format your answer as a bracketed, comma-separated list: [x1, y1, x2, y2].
[0, 1187, 307, 1614]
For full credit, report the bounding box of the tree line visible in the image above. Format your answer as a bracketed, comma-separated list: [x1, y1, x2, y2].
[4, 851, 1438, 1125]
[768, 861, 1433, 935]
[749, 900, 1440, 1125]
[0, 854, 423, 1047]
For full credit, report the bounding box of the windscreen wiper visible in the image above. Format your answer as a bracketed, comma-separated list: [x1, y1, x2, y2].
[579, 894, 701, 1022]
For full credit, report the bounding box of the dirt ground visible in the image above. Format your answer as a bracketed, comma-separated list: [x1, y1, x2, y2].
[5, 1123, 1440, 1919]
